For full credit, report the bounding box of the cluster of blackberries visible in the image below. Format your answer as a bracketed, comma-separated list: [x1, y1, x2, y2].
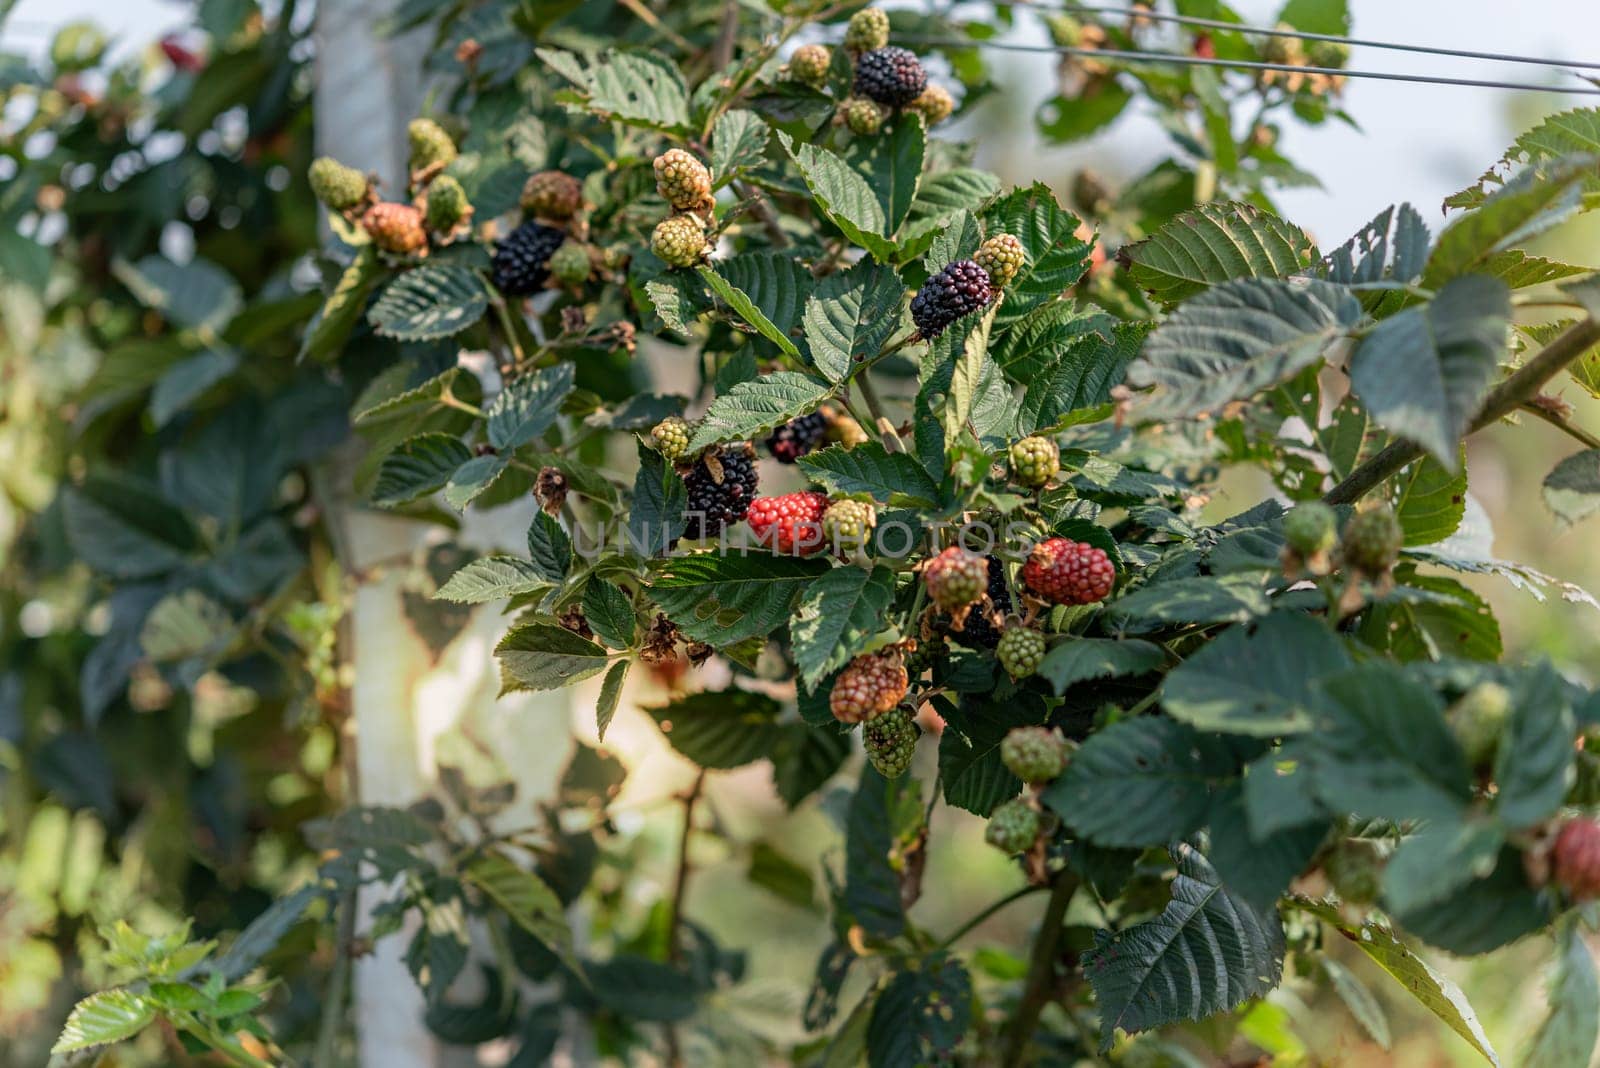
[682, 447, 759, 539]
[491, 221, 566, 296]
[764, 412, 828, 464]
[910, 259, 995, 339]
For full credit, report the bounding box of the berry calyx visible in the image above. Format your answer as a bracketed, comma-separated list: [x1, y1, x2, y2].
[521, 170, 583, 220]
[682, 446, 759, 540]
[864, 705, 919, 778]
[1341, 504, 1403, 577]
[308, 157, 368, 211]
[491, 220, 565, 295]
[651, 214, 708, 268]
[853, 46, 927, 108]
[424, 175, 471, 233]
[985, 798, 1041, 854]
[822, 499, 876, 552]
[1000, 726, 1068, 783]
[361, 202, 427, 255]
[1552, 819, 1600, 900]
[786, 44, 831, 88]
[922, 546, 989, 612]
[407, 117, 457, 171]
[908, 84, 955, 125]
[845, 7, 891, 53]
[1008, 435, 1059, 489]
[996, 628, 1048, 680]
[1282, 501, 1338, 575]
[830, 652, 910, 724]
[650, 416, 692, 461]
[764, 411, 828, 463]
[653, 148, 713, 212]
[746, 491, 830, 556]
[549, 240, 592, 287]
[975, 233, 1026, 289]
[1448, 681, 1512, 769]
[842, 97, 885, 137]
[1022, 538, 1115, 606]
[910, 259, 994, 339]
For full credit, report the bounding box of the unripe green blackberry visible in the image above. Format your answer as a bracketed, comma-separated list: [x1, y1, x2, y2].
[903, 632, 947, 677]
[1323, 839, 1383, 905]
[521, 170, 583, 220]
[407, 118, 457, 171]
[424, 175, 470, 231]
[1000, 726, 1068, 783]
[1262, 24, 1304, 67]
[845, 7, 890, 53]
[975, 233, 1026, 289]
[1341, 504, 1403, 576]
[1448, 681, 1512, 769]
[1284, 502, 1338, 558]
[308, 157, 368, 211]
[996, 628, 1047, 680]
[653, 149, 713, 212]
[864, 705, 919, 779]
[842, 98, 885, 136]
[1307, 39, 1350, 69]
[1046, 14, 1084, 47]
[985, 798, 1041, 854]
[650, 416, 692, 460]
[652, 214, 708, 268]
[1008, 435, 1058, 489]
[549, 240, 592, 286]
[787, 44, 831, 88]
[907, 84, 955, 125]
[822, 498, 876, 550]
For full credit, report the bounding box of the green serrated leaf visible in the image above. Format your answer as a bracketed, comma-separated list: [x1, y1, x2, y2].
[1542, 447, 1600, 525]
[791, 566, 895, 691]
[685, 371, 834, 452]
[1359, 573, 1503, 662]
[980, 182, 1092, 324]
[867, 954, 971, 1065]
[596, 660, 629, 742]
[1425, 156, 1594, 285]
[937, 699, 1030, 816]
[582, 578, 635, 650]
[486, 363, 576, 450]
[629, 442, 687, 557]
[496, 621, 610, 693]
[52, 990, 158, 1054]
[1163, 612, 1350, 735]
[651, 552, 830, 646]
[537, 47, 689, 132]
[802, 261, 907, 384]
[1524, 921, 1600, 1068]
[1036, 638, 1166, 694]
[372, 433, 473, 507]
[1123, 201, 1317, 304]
[434, 557, 551, 603]
[771, 723, 852, 808]
[443, 452, 508, 510]
[526, 511, 571, 582]
[369, 264, 488, 341]
[699, 264, 803, 359]
[710, 109, 769, 187]
[798, 443, 939, 507]
[647, 688, 781, 768]
[1395, 452, 1467, 546]
[464, 850, 581, 978]
[777, 131, 895, 261]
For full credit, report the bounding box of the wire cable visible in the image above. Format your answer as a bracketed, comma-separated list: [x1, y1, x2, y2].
[891, 36, 1600, 96]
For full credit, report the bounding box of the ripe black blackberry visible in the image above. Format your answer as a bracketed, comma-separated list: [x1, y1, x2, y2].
[491, 221, 565, 296]
[764, 412, 828, 464]
[854, 47, 928, 108]
[945, 554, 1010, 649]
[910, 259, 994, 339]
[683, 447, 759, 539]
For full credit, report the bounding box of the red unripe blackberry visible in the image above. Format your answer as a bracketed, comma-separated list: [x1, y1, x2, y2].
[491, 220, 565, 295]
[1553, 819, 1600, 900]
[1022, 538, 1115, 605]
[830, 652, 910, 724]
[747, 491, 830, 556]
[854, 46, 928, 108]
[910, 259, 994, 339]
[361, 202, 427, 255]
[923, 546, 989, 611]
[863, 705, 919, 778]
[764, 411, 828, 463]
[682, 446, 759, 540]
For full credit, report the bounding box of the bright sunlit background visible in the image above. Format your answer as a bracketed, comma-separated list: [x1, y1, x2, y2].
[7, 2, 1600, 1064]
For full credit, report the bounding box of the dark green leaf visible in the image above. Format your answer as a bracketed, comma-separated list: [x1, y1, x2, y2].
[373, 433, 473, 508]
[629, 442, 687, 557]
[1162, 612, 1350, 736]
[709, 109, 769, 186]
[435, 556, 552, 603]
[798, 443, 939, 507]
[867, 955, 971, 1066]
[369, 264, 488, 341]
[791, 566, 896, 690]
[650, 552, 831, 645]
[487, 363, 576, 450]
[526, 511, 571, 582]
[1207, 785, 1325, 911]
[1524, 921, 1600, 1068]
[802, 262, 907, 384]
[595, 661, 629, 741]
[62, 477, 197, 579]
[771, 723, 852, 808]
[1395, 452, 1467, 546]
[1036, 638, 1166, 695]
[699, 265, 803, 360]
[496, 622, 611, 693]
[646, 689, 781, 769]
[1123, 202, 1316, 304]
[685, 371, 834, 452]
[582, 579, 635, 650]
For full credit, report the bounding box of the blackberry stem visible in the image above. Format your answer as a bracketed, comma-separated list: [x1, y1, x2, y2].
[1001, 871, 1080, 1068]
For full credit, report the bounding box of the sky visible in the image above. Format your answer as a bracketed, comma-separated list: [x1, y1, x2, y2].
[4, 0, 1600, 244]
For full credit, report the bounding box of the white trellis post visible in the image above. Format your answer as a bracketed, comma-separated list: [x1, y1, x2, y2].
[313, 5, 573, 1066]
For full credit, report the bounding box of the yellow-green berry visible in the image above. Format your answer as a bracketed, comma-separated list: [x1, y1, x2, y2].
[407, 118, 457, 170]
[1000, 725, 1068, 782]
[650, 416, 692, 460]
[521, 170, 583, 219]
[908, 84, 955, 125]
[985, 798, 1041, 854]
[1008, 435, 1059, 489]
[976, 233, 1026, 289]
[845, 7, 890, 53]
[1448, 681, 1512, 769]
[864, 705, 919, 778]
[1284, 502, 1338, 558]
[549, 240, 592, 286]
[308, 157, 368, 211]
[996, 628, 1047, 680]
[1308, 39, 1351, 69]
[822, 498, 876, 550]
[424, 175, 470, 231]
[787, 44, 832, 88]
[651, 214, 708, 268]
[1341, 504, 1403, 576]
[843, 97, 885, 136]
[653, 149, 713, 211]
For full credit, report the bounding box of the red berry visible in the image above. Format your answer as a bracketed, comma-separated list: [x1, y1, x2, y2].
[830, 653, 909, 724]
[1022, 538, 1115, 606]
[1553, 819, 1600, 900]
[747, 492, 830, 556]
[922, 546, 989, 611]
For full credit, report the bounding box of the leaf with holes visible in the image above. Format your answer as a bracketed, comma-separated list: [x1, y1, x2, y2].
[790, 566, 895, 691]
[650, 552, 831, 646]
[369, 264, 488, 341]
